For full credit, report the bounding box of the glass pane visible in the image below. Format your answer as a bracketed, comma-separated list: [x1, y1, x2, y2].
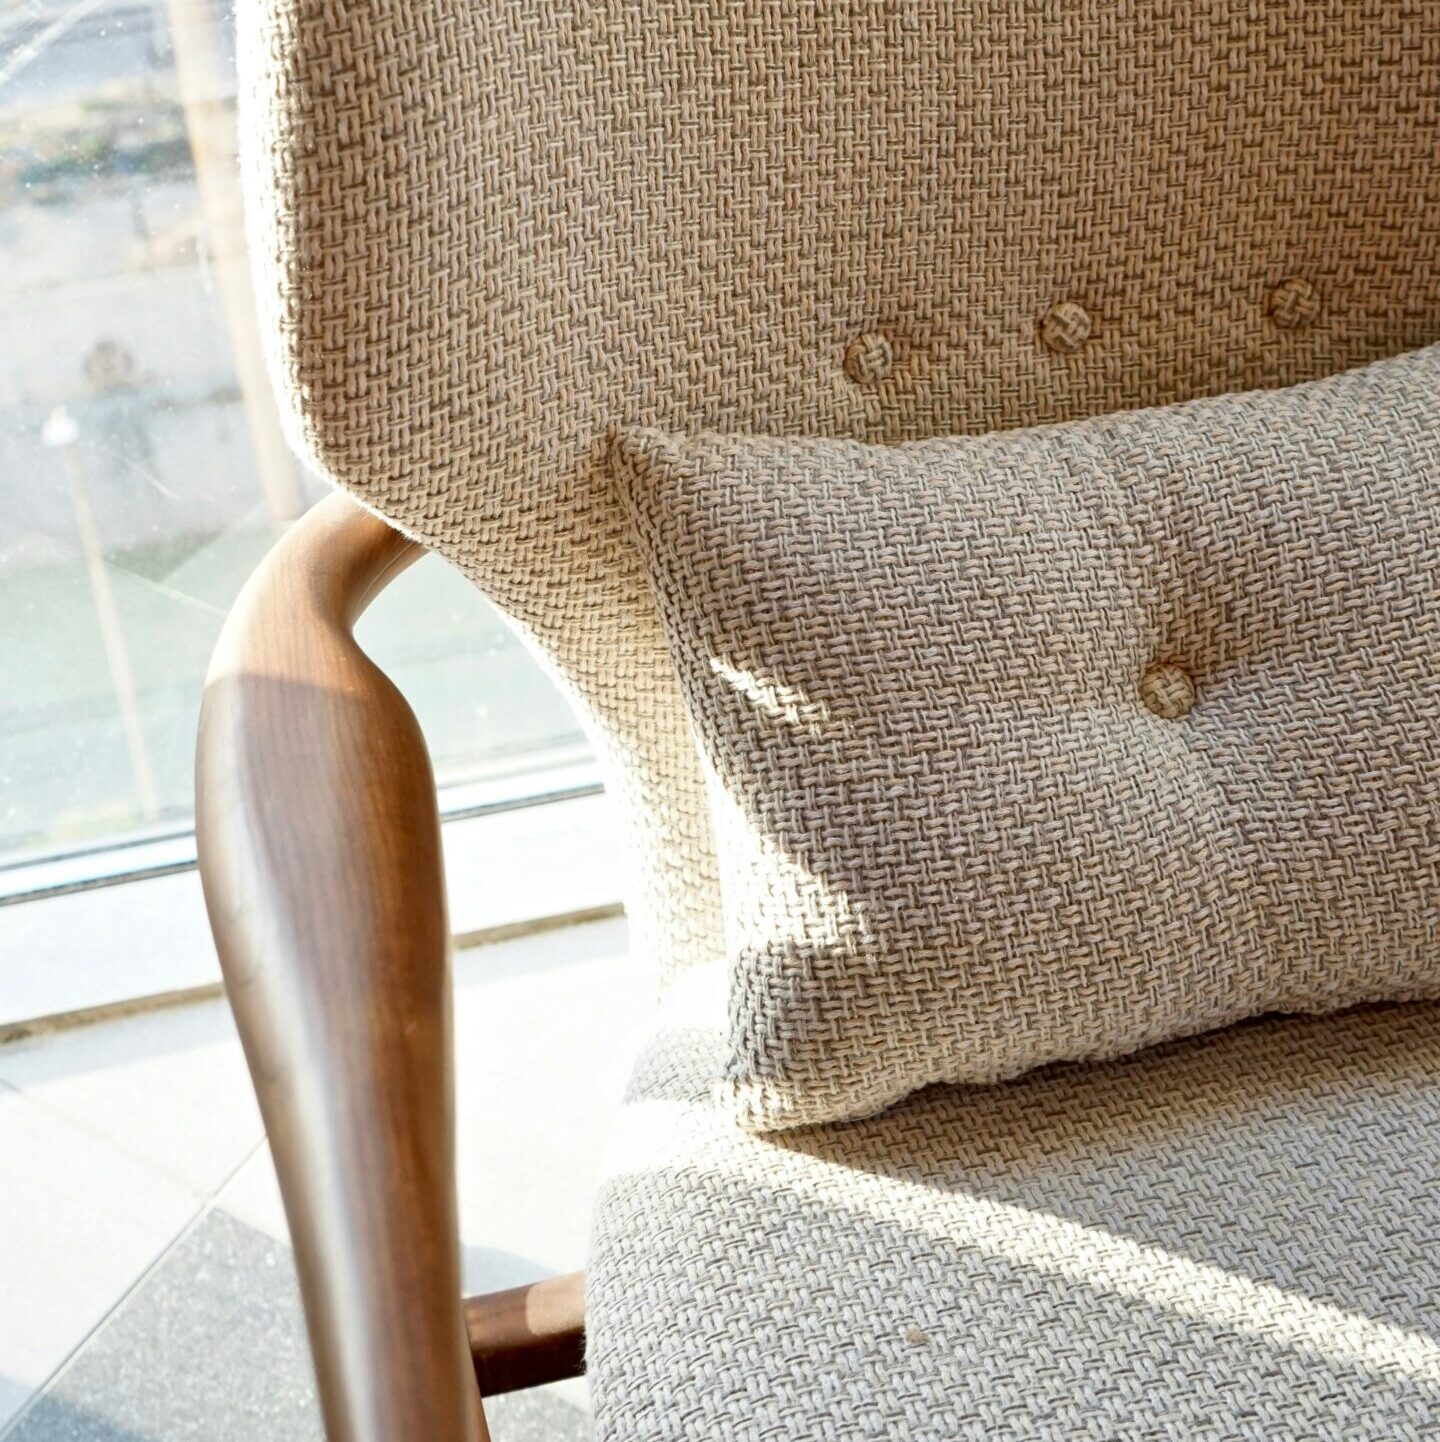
[0, 0, 589, 872]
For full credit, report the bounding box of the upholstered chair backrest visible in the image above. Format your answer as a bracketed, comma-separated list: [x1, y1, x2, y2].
[241, 0, 1440, 977]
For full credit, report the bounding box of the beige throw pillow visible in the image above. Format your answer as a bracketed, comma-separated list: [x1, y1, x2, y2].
[612, 347, 1440, 1131]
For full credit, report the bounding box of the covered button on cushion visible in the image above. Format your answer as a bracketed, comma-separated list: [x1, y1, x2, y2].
[611, 345, 1440, 1131]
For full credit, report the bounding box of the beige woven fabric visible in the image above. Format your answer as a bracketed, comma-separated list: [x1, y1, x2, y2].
[589, 974, 1440, 1440]
[614, 347, 1440, 1130]
[238, 0, 1440, 981]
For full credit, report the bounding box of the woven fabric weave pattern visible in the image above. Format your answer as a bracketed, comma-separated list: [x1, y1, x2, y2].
[614, 347, 1440, 1130]
[239, 0, 1440, 981]
[590, 976, 1440, 1439]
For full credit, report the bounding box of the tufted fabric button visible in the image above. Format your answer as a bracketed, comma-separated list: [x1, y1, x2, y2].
[1140, 662, 1197, 720]
[844, 331, 893, 384]
[1267, 277, 1321, 330]
[1039, 300, 1093, 353]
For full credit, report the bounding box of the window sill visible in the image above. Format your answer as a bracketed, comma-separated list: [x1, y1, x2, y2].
[0, 778, 623, 1037]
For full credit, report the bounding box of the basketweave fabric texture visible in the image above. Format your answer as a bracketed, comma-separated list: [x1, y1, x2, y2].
[613, 347, 1440, 1131]
[238, 0, 1440, 982]
[588, 976, 1440, 1440]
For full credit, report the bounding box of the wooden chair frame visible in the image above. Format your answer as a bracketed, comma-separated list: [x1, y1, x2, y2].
[196, 491, 584, 1441]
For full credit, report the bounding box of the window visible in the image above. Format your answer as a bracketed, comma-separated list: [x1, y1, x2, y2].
[0, 0, 591, 893]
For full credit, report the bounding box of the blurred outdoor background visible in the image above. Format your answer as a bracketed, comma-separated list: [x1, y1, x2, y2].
[0, 10, 620, 1439]
[0, 0, 589, 874]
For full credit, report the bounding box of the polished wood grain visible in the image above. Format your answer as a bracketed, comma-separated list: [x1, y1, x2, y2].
[466, 1271, 587, 1396]
[196, 492, 487, 1442]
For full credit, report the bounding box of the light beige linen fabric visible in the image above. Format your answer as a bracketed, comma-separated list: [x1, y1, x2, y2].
[238, 0, 1440, 982]
[613, 348, 1440, 1130]
[589, 974, 1440, 1440]
[240, 4, 1440, 1434]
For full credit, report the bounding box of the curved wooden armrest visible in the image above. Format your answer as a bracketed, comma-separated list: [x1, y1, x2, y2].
[196, 491, 486, 1442]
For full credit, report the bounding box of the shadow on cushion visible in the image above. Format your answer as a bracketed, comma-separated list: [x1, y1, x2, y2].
[590, 984, 1440, 1440]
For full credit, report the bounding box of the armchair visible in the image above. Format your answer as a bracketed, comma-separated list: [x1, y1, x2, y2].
[200, 1, 1440, 1438]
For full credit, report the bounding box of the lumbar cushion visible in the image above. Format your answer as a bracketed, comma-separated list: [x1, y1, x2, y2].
[612, 346, 1440, 1131]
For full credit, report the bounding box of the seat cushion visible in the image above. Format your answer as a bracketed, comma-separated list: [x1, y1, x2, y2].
[589, 970, 1440, 1440]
